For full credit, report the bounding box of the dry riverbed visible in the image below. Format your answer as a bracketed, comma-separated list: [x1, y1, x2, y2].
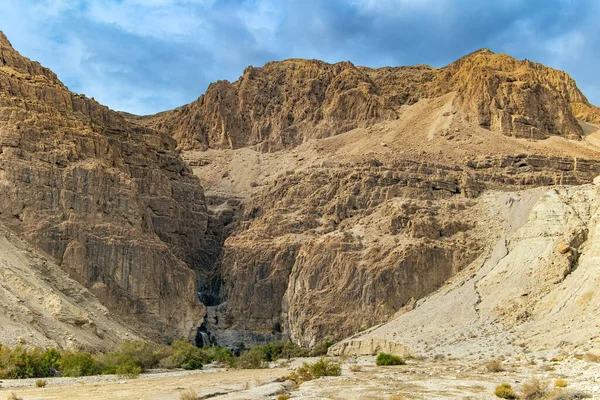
[2, 356, 600, 399]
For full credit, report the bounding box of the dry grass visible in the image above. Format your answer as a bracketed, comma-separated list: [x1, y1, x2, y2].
[349, 364, 363, 372]
[35, 379, 48, 388]
[486, 359, 505, 373]
[583, 352, 600, 362]
[547, 390, 592, 400]
[179, 389, 197, 400]
[521, 378, 549, 400]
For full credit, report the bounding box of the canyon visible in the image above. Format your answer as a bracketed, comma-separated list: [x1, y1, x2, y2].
[2, 28, 600, 361]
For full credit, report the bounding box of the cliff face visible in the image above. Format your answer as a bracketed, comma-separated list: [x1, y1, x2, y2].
[143, 48, 600, 349]
[0, 32, 212, 342]
[140, 49, 600, 151]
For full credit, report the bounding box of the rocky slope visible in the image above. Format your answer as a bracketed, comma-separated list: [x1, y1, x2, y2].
[0, 222, 141, 350]
[0, 31, 215, 344]
[134, 49, 600, 350]
[140, 49, 600, 152]
[330, 182, 600, 359]
[176, 93, 600, 349]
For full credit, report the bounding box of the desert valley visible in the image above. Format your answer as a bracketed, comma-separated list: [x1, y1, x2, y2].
[2, 16, 600, 399]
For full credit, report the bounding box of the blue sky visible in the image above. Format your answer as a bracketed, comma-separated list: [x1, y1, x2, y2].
[1, 0, 598, 115]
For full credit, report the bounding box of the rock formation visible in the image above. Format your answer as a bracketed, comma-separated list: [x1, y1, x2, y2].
[330, 183, 600, 358]
[140, 49, 600, 151]
[0, 31, 213, 343]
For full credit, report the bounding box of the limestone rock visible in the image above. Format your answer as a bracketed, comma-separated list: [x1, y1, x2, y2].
[137, 49, 594, 151]
[0, 32, 212, 342]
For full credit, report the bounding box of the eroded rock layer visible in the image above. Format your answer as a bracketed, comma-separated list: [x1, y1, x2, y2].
[0, 32, 212, 342]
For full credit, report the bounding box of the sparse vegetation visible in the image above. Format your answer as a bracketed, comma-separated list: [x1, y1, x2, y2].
[376, 353, 406, 366]
[276, 395, 291, 400]
[547, 390, 592, 400]
[495, 383, 517, 399]
[583, 352, 600, 362]
[285, 358, 341, 384]
[486, 358, 505, 372]
[349, 364, 363, 372]
[521, 378, 549, 400]
[555, 379, 568, 388]
[235, 348, 268, 369]
[35, 379, 48, 387]
[180, 389, 198, 400]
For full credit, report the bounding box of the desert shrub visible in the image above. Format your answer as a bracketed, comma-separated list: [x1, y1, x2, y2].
[116, 359, 142, 378]
[204, 346, 235, 367]
[555, 379, 568, 388]
[522, 378, 549, 400]
[251, 342, 309, 362]
[276, 395, 291, 400]
[116, 341, 162, 369]
[180, 389, 198, 400]
[158, 340, 204, 370]
[349, 364, 363, 372]
[376, 353, 405, 366]
[7, 393, 22, 400]
[486, 359, 505, 372]
[495, 383, 517, 399]
[583, 352, 600, 362]
[548, 390, 592, 400]
[35, 379, 48, 387]
[236, 348, 267, 369]
[60, 352, 102, 377]
[287, 358, 341, 383]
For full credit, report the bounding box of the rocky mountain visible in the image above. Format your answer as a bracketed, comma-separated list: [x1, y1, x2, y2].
[3, 25, 600, 356]
[0, 31, 216, 345]
[133, 50, 600, 350]
[141, 49, 600, 152]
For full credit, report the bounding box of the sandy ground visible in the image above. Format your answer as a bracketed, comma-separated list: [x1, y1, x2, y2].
[3, 356, 600, 400]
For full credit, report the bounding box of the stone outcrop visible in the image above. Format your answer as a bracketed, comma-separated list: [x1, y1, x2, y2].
[330, 184, 600, 358]
[138, 49, 597, 151]
[205, 155, 600, 347]
[0, 31, 213, 342]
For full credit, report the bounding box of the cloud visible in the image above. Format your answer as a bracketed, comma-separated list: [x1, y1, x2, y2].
[0, 0, 599, 114]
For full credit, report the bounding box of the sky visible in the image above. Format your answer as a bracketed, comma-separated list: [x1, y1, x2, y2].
[1, 0, 598, 115]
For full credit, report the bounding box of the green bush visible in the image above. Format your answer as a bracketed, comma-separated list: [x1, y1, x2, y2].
[236, 348, 268, 369]
[376, 353, 406, 366]
[158, 340, 204, 370]
[286, 358, 341, 383]
[0, 346, 61, 379]
[116, 359, 142, 378]
[204, 346, 235, 367]
[60, 352, 102, 377]
[253, 342, 309, 362]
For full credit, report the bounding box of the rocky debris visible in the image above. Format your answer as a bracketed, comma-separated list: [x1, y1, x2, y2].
[136, 49, 600, 151]
[0, 31, 213, 343]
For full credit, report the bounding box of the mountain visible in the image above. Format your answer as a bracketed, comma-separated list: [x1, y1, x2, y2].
[132, 49, 600, 350]
[3, 26, 600, 355]
[139, 49, 600, 152]
[0, 31, 217, 345]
